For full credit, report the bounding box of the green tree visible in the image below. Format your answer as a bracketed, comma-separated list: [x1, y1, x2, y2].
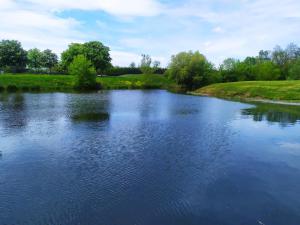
[61, 41, 111, 73]
[83, 41, 111, 73]
[68, 55, 98, 90]
[255, 61, 281, 81]
[167, 51, 213, 90]
[140, 54, 154, 74]
[288, 59, 300, 80]
[42, 49, 58, 73]
[0, 40, 27, 72]
[27, 48, 43, 71]
[219, 58, 240, 82]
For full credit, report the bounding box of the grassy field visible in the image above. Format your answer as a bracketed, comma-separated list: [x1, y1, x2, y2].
[97, 74, 174, 89]
[0, 74, 174, 92]
[193, 80, 300, 101]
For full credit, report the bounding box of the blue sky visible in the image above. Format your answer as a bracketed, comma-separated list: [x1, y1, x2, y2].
[1, 0, 300, 66]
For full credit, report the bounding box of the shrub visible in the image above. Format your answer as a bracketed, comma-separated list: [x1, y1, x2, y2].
[0, 86, 4, 92]
[166, 51, 214, 90]
[68, 55, 98, 90]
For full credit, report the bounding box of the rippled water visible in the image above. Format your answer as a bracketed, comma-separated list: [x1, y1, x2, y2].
[0, 90, 300, 225]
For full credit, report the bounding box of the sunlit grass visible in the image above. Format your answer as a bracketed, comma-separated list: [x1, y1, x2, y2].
[193, 80, 300, 101]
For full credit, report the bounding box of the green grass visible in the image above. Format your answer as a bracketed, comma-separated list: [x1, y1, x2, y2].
[97, 74, 174, 89]
[0, 74, 74, 91]
[193, 80, 300, 101]
[0, 73, 175, 92]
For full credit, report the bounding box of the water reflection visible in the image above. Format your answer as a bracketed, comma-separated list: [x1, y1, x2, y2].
[1, 91, 300, 225]
[67, 93, 110, 123]
[242, 102, 300, 126]
[71, 112, 109, 122]
[0, 93, 27, 132]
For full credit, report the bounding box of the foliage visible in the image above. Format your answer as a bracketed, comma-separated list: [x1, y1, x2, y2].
[68, 55, 98, 90]
[104, 67, 142, 76]
[166, 51, 214, 90]
[42, 49, 58, 72]
[27, 48, 44, 70]
[61, 41, 111, 73]
[0, 40, 27, 72]
[288, 59, 300, 80]
[140, 54, 154, 74]
[255, 61, 281, 81]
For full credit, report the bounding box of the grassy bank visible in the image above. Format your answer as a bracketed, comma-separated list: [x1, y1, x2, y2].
[193, 81, 300, 101]
[0, 74, 174, 92]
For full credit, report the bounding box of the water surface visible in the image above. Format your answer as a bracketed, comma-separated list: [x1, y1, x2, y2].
[0, 90, 300, 225]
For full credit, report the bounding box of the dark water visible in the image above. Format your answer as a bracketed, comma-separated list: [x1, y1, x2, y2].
[0, 90, 300, 225]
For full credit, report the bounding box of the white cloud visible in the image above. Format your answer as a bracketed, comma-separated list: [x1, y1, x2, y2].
[21, 0, 163, 17]
[1, 0, 300, 66]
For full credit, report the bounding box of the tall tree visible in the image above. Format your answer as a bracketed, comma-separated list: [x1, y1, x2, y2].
[27, 48, 43, 70]
[42, 49, 58, 73]
[83, 41, 111, 73]
[140, 54, 153, 74]
[61, 41, 111, 73]
[0, 40, 27, 72]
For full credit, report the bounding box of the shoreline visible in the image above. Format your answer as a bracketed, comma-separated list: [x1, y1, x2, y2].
[189, 91, 300, 106]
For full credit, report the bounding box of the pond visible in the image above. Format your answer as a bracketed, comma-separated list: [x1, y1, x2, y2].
[0, 90, 300, 225]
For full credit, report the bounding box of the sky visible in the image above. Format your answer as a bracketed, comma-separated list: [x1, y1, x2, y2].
[1, 0, 300, 66]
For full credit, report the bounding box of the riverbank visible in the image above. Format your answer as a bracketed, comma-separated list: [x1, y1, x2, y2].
[0, 74, 175, 92]
[192, 81, 300, 104]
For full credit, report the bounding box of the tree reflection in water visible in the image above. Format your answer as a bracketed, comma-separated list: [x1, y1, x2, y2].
[242, 103, 300, 126]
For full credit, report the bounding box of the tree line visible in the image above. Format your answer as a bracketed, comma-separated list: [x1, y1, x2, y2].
[0, 40, 164, 75]
[1, 39, 300, 90]
[167, 43, 300, 90]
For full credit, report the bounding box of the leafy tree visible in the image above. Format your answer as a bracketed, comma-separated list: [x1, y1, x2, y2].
[258, 50, 271, 61]
[166, 51, 213, 90]
[83, 41, 111, 73]
[61, 43, 84, 71]
[272, 45, 289, 79]
[140, 54, 154, 74]
[285, 43, 300, 61]
[288, 59, 300, 80]
[62, 41, 111, 73]
[68, 55, 98, 90]
[219, 58, 240, 82]
[42, 49, 58, 73]
[254, 61, 281, 81]
[0, 40, 27, 72]
[27, 48, 43, 70]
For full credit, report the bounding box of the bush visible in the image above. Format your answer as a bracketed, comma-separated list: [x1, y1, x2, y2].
[68, 55, 98, 90]
[166, 51, 214, 90]
[0, 86, 4, 92]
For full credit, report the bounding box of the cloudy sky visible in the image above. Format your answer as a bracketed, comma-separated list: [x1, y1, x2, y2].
[1, 0, 300, 66]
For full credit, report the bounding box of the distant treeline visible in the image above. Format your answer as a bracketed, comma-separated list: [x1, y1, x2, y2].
[0, 40, 165, 76]
[1, 39, 300, 91]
